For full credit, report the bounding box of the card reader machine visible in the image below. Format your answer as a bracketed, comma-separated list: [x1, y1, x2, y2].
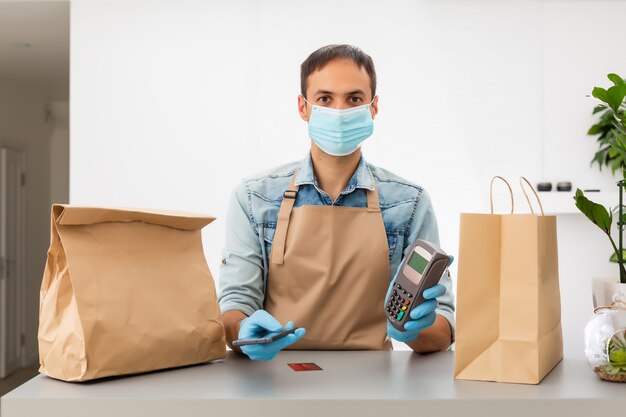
[386, 239, 450, 331]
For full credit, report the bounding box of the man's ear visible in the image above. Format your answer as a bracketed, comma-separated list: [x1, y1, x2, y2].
[298, 95, 310, 122]
[371, 95, 379, 120]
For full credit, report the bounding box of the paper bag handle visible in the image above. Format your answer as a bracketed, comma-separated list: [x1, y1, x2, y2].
[519, 176, 545, 216]
[489, 176, 514, 214]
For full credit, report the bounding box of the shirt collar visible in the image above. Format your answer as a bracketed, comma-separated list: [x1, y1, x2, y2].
[294, 152, 375, 192]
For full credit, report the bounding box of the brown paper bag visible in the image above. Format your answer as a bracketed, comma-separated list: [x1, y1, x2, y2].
[38, 204, 226, 382]
[453, 177, 563, 384]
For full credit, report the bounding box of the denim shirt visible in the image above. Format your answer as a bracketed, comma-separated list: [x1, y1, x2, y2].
[218, 153, 455, 338]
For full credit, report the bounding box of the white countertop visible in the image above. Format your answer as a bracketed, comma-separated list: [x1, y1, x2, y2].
[2, 350, 625, 417]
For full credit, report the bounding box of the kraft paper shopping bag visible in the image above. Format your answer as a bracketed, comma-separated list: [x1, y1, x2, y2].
[453, 177, 563, 384]
[38, 204, 226, 382]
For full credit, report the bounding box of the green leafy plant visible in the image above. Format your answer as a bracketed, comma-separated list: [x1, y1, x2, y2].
[575, 73, 626, 284]
[606, 332, 626, 375]
[589, 74, 626, 174]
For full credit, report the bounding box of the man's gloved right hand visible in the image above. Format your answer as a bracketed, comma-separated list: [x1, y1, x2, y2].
[384, 255, 454, 343]
[238, 310, 306, 361]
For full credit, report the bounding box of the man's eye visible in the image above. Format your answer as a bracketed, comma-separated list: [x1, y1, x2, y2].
[319, 97, 330, 103]
[350, 97, 363, 104]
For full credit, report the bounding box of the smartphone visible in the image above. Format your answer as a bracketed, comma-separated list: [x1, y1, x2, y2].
[232, 328, 297, 347]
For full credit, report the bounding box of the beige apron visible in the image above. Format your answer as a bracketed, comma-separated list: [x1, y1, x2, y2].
[265, 169, 392, 350]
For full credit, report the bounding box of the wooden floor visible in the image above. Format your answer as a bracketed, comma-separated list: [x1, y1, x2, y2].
[0, 364, 39, 397]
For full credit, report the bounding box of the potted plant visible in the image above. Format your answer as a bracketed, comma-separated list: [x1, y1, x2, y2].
[576, 72, 626, 290]
[588, 74, 626, 175]
[576, 73, 626, 382]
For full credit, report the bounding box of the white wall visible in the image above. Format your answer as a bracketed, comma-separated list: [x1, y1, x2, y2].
[70, 0, 626, 357]
[49, 101, 69, 205]
[0, 79, 54, 363]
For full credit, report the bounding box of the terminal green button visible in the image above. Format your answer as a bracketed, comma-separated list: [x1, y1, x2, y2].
[397, 311, 405, 320]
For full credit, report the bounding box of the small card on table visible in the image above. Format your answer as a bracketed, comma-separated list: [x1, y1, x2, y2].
[288, 362, 323, 372]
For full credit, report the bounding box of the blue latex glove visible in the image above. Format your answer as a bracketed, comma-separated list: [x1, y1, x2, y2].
[386, 284, 446, 342]
[385, 255, 454, 343]
[238, 310, 306, 361]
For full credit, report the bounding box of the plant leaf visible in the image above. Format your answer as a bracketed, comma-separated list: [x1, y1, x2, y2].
[588, 123, 605, 135]
[593, 104, 608, 114]
[609, 334, 626, 351]
[593, 87, 609, 104]
[612, 158, 623, 174]
[574, 189, 613, 233]
[608, 73, 625, 86]
[608, 333, 626, 372]
[606, 84, 626, 113]
[613, 121, 626, 137]
[608, 133, 626, 161]
[609, 250, 626, 263]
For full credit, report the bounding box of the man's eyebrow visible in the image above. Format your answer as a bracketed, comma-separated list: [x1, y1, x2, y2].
[313, 89, 367, 96]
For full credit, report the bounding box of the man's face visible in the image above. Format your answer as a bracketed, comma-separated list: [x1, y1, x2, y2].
[298, 58, 378, 121]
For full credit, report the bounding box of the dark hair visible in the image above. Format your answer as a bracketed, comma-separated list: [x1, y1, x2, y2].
[300, 44, 377, 99]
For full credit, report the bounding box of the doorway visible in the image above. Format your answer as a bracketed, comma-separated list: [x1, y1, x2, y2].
[0, 0, 69, 389]
[0, 145, 26, 378]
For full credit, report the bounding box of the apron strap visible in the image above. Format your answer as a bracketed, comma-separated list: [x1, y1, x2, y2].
[366, 185, 381, 213]
[271, 168, 300, 265]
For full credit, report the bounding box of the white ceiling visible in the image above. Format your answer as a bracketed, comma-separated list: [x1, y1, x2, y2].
[0, 1, 69, 101]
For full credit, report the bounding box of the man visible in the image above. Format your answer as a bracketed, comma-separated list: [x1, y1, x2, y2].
[219, 44, 454, 361]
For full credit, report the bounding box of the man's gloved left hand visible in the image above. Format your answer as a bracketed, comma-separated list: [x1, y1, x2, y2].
[238, 310, 306, 361]
[385, 255, 453, 343]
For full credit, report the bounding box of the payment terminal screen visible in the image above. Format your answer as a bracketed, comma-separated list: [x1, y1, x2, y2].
[408, 251, 429, 275]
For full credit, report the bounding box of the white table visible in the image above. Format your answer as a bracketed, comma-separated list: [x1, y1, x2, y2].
[2, 351, 624, 417]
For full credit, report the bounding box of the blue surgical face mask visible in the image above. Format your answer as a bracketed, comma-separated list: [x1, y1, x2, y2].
[303, 97, 375, 157]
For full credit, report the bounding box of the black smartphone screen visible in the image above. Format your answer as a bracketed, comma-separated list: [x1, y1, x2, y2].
[232, 328, 297, 347]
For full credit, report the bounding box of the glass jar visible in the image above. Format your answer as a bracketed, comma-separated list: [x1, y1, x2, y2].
[584, 306, 626, 382]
